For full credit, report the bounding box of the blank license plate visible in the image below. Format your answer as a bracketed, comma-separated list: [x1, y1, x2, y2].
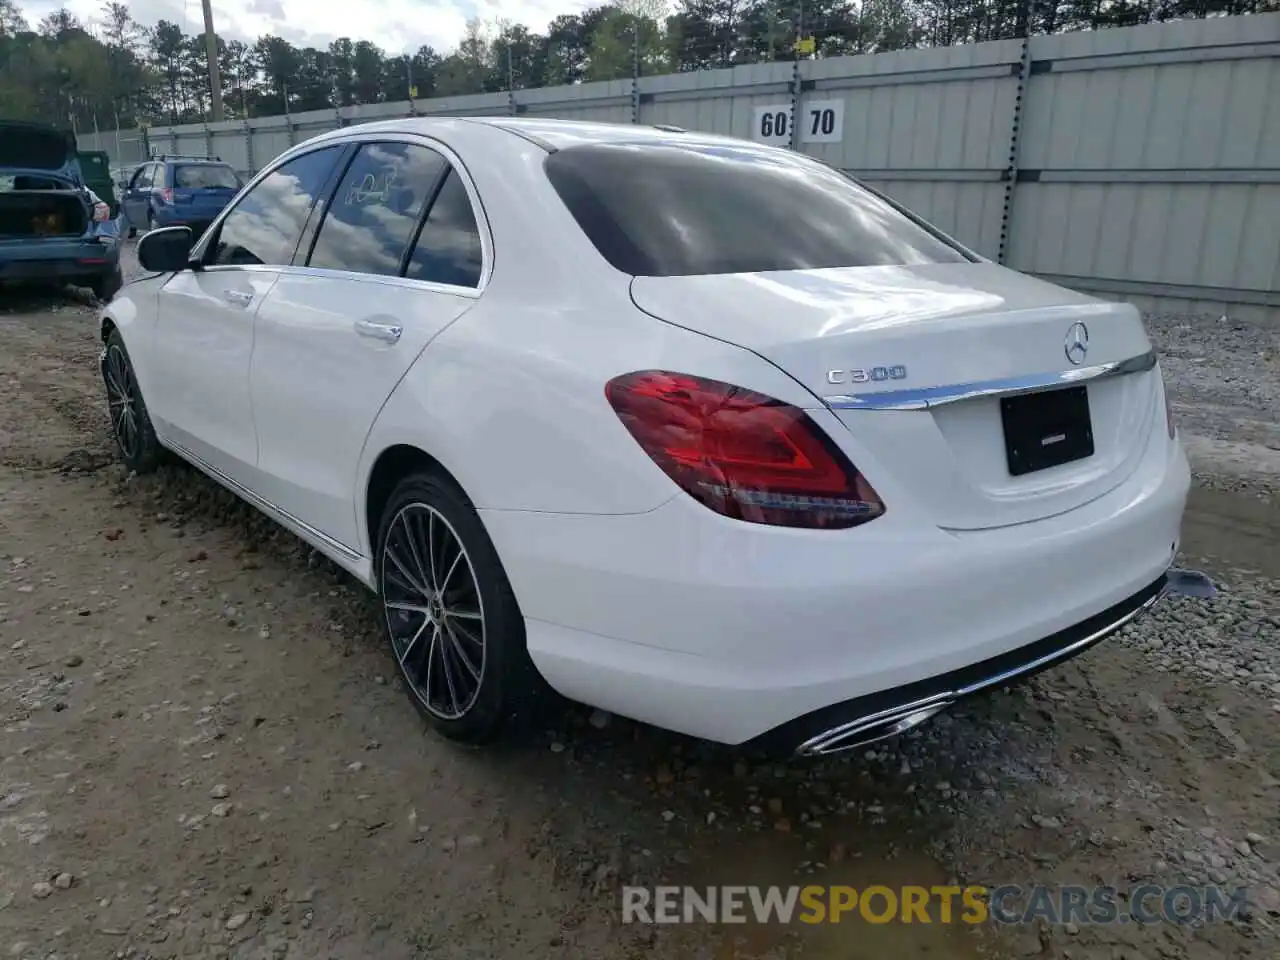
[1000, 385, 1094, 476]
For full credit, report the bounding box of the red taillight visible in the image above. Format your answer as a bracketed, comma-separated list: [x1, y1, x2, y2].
[605, 370, 884, 529]
[160, 188, 174, 204]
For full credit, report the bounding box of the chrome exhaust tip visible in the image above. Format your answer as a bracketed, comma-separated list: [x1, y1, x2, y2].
[796, 700, 952, 757]
[1164, 568, 1217, 600]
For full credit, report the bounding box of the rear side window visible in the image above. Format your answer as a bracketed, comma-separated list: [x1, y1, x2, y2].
[175, 164, 239, 189]
[405, 170, 483, 288]
[544, 143, 971, 277]
[307, 142, 447, 277]
[211, 146, 342, 267]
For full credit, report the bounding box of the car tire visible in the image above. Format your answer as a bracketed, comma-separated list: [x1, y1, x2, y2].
[103, 329, 163, 475]
[91, 267, 123, 303]
[375, 471, 541, 745]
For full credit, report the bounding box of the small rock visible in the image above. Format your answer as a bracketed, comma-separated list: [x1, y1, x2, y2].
[1064, 921, 1079, 935]
[440, 838, 456, 852]
[1235, 839, 1252, 857]
[1031, 814, 1062, 829]
[210, 784, 230, 800]
[211, 802, 233, 818]
[346, 761, 364, 773]
[64, 655, 83, 668]
[588, 709, 610, 730]
[32, 882, 53, 899]
[1247, 832, 1266, 845]
[53, 873, 74, 890]
[225, 913, 249, 931]
[660, 810, 676, 823]
[549, 742, 566, 754]
[459, 834, 483, 849]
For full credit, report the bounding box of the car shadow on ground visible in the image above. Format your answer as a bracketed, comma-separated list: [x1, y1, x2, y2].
[0, 283, 104, 315]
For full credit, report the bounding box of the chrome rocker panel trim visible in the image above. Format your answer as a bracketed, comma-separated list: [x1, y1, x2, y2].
[160, 436, 365, 565]
[824, 350, 1157, 412]
[789, 567, 1214, 757]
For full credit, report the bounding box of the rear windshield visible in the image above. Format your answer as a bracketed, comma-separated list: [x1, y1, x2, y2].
[174, 164, 239, 189]
[544, 142, 971, 277]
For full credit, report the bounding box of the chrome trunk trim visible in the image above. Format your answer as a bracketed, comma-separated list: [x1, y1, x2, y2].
[823, 349, 1157, 412]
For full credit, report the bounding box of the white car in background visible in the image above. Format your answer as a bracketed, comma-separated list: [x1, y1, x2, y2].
[98, 118, 1212, 756]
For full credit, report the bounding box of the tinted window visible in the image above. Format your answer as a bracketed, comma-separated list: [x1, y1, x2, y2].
[211, 146, 341, 267]
[405, 170, 483, 288]
[175, 164, 239, 189]
[544, 143, 971, 277]
[308, 142, 446, 277]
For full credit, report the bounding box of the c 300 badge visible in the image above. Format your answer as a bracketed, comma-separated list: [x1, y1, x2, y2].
[826, 365, 908, 385]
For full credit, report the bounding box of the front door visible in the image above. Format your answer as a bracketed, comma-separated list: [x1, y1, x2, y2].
[250, 141, 487, 550]
[123, 164, 153, 228]
[148, 145, 347, 488]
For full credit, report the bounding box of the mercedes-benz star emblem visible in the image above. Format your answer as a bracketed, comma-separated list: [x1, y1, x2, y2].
[1064, 321, 1090, 366]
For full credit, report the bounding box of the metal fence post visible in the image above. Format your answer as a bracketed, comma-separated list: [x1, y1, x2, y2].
[243, 119, 254, 174]
[788, 0, 806, 151]
[998, 0, 1037, 265]
[631, 23, 641, 123]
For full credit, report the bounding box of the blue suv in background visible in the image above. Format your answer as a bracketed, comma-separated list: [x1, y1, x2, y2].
[121, 156, 243, 239]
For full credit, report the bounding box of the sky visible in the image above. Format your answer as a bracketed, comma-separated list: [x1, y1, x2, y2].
[15, 0, 602, 55]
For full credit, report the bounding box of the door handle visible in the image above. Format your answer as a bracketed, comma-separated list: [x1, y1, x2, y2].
[223, 289, 254, 307]
[354, 318, 403, 344]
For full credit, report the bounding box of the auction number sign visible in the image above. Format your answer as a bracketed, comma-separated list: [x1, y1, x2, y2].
[751, 100, 845, 147]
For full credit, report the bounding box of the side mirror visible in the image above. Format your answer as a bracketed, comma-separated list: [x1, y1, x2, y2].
[137, 226, 194, 273]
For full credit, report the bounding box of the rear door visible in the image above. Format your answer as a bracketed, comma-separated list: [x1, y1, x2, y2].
[249, 138, 487, 550]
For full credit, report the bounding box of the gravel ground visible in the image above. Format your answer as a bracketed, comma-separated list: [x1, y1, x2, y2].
[0, 267, 1277, 960]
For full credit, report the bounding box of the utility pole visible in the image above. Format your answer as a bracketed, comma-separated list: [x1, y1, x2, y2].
[201, 0, 225, 122]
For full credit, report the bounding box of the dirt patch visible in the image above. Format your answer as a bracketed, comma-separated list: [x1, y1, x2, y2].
[0, 283, 1277, 959]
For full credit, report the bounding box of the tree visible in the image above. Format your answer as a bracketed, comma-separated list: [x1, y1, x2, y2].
[0, 0, 29, 36]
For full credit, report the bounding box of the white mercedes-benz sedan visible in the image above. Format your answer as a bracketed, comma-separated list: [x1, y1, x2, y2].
[99, 117, 1212, 755]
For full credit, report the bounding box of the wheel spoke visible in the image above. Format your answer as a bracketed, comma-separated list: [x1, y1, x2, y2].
[444, 622, 481, 682]
[439, 550, 464, 596]
[445, 607, 482, 621]
[397, 511, 431, 598]
[437, 628, 461, 715]
[426, 511, 439, 592]
[397, 617, 431, 667]
[424, 624, 439, 702]
[449, 616, 483, 646]
[385, 544, 430, 599]
[386, 600, 431, 615]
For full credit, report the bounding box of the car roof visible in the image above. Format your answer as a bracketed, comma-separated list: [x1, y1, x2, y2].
[301, 116, 768, 156]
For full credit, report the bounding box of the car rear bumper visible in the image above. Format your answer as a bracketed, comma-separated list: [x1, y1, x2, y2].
[479, 422, 1193, 746]
[0, 242, 120, 283]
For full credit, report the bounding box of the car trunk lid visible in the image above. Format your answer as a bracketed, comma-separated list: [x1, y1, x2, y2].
[0, 122, 78, 174]
[629, 261, 1160, 531]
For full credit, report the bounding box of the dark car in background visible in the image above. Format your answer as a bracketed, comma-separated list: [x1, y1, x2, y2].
[0, 121, 124, 301]
[120, 156, 242, 239]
